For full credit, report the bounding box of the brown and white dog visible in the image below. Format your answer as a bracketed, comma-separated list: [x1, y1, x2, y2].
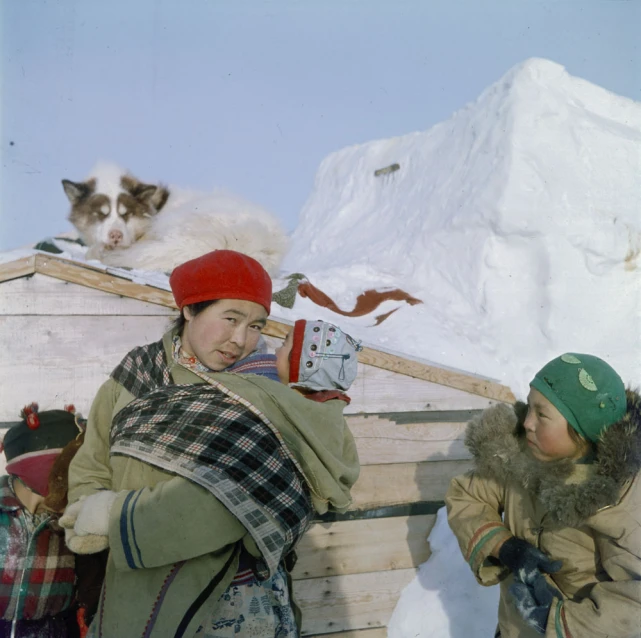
[62, 162, 288, 274]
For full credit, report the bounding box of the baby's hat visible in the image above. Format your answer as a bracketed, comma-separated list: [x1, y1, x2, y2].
[289, 320, 362, 392]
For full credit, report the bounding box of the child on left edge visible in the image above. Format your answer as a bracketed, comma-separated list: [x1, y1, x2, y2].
[0, 405, 83, 638]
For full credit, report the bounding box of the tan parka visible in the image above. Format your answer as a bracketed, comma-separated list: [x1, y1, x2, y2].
[446, 392, 641, 638]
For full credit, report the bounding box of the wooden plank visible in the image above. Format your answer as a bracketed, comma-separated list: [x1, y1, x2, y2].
[348, 418, 471, 464]
[296, 568, 416, 635]
[0, 315, 170, 420]
[0, 255, 35, 283]
[308, 629, 387, 638]
[291, 515, 434, 580]
[346, 410, 482, 425]
[33, 254, 178, 309]
[350, 460, 472, 510]
[0, 274, 178, 316]
[345, 364, 495, 413]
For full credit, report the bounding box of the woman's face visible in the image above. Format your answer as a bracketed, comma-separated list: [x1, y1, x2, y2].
[181, 299, 267, 371]
[523, 388, 587, 462]
[275, 329, 294, 384]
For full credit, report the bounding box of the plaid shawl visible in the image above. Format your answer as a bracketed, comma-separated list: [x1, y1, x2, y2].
[109, 339, 313, 578]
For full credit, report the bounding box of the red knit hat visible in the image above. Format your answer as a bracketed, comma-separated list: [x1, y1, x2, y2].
[170, 250, 272, 313]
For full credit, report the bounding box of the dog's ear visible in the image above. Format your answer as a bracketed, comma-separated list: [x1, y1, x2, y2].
[62, 179, 93, 204]
[133, 183, 170, 213]
[121, 175, 170, 213]
[149, 185, 170, 212]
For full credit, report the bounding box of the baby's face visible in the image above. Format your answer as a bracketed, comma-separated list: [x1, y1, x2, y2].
[275, 329, 294, 384]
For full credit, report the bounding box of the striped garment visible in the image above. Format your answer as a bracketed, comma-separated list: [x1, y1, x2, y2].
[465, 521, 513, 576]
[0, 476, 76, 622]
[109, 339, 313, 579]
[552, 599, 572, 638]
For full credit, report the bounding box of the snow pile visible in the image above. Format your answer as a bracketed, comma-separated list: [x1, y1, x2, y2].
[280, 58, 641, 397]
[387, 507, 499, 637]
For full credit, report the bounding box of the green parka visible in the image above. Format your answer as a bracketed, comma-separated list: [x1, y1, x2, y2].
[446, 392, 641, 638]
[67, 330, 360, 638]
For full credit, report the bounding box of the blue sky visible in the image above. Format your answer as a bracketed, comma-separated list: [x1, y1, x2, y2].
[1, 0, 639, 250]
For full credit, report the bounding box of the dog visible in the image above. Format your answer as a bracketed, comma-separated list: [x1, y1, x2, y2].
[62, 162, 288, 275]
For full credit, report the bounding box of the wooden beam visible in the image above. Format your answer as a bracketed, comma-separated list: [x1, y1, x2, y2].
[0, 275, 176, 316]
[0, 255, 35, 283]
[358, 345, 515, 403]
[350, 460, 472, 510]
[33, 254, 178, 308]
[296, 568, 416, 635]
[291, 514, 434, 580]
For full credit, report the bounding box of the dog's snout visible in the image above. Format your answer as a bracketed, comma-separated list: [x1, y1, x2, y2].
[108, 229, 123, 245]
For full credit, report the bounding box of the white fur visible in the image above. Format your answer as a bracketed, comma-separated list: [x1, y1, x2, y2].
[102, 189, 288, 274]
[69, 162, 288, 275]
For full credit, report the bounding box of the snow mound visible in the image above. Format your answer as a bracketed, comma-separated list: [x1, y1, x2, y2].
[281, 57, 641, 396]
[387, 507, 499, 637]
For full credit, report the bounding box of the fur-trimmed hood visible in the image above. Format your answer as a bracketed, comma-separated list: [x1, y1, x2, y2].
[465, 389, 641, 528]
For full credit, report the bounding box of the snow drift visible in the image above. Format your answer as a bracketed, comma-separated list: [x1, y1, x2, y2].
[280, 57, 641, 398]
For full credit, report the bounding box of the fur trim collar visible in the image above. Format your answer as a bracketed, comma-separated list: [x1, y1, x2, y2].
[465, 389, 641, 528]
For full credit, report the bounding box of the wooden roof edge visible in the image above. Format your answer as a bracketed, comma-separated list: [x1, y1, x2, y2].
[0, 255, 36, 283]
[0, 253, 516, 403]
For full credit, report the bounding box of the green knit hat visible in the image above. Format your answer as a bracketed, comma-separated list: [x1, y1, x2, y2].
[530, 353, 627, 443]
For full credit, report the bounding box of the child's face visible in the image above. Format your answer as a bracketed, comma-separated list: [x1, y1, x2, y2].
[524, 388, 587, 462]
[275, 329, 294, 384]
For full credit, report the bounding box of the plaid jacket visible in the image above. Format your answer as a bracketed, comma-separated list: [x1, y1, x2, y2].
[0, 475, 76, 622]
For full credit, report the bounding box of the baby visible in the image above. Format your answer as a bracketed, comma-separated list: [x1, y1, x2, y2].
[275, 319, 362, 402]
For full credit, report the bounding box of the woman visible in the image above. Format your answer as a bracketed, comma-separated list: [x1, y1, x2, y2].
[64, 250, 360, 638]
[446, 353, 640, 637]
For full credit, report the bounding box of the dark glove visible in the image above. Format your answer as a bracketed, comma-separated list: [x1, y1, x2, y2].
[509, 577, 559, 635]
[500, 537, 562, 634]
[498, 536, 562, 587]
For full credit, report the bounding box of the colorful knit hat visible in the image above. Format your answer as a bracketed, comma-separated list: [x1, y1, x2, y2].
[2, 404, 84, 496]
[530, 353, 627, 443]
[169, 250, 272, 313]
[289, 320, 362, 392]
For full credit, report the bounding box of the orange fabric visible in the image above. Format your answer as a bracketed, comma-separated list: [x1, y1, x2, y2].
[77, 607, 89, 637]
[297, 281, 422, 322]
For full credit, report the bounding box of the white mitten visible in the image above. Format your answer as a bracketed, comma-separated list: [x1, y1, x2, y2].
[74, 490, 118, 537]
[59, 497, 85, 529]
[67, 532, 110, 554]
[64, 519, 110, 554]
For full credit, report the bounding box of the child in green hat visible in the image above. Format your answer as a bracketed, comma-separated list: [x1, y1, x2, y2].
[446, 353, 639, 637]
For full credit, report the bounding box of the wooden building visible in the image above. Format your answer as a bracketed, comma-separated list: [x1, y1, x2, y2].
[0, 251, 516, 637]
